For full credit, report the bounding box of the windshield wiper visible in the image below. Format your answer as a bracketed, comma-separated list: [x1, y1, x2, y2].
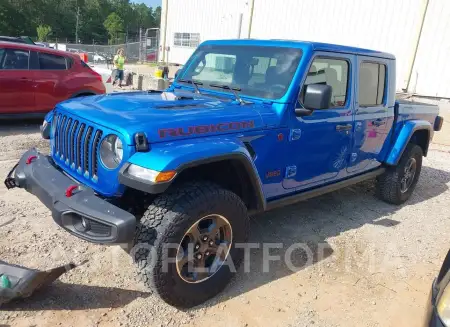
[178, 79, 203, 94]
[209, 83, 250, 105]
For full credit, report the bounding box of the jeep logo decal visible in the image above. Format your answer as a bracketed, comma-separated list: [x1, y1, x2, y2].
[158, 120, 255, 138]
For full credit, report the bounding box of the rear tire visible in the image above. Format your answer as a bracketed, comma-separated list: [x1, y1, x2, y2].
[132, 181, 249, 308]
[376, 143, 423, 204]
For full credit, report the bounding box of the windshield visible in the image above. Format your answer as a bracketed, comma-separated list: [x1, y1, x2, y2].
[178, 45, 302, 100]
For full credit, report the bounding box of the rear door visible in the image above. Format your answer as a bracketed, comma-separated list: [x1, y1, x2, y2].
[348, 57, 394, 173]
[0, 47, 35, 114]
[33, 51, 71, 112]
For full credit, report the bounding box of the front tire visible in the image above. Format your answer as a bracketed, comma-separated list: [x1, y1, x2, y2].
[376, 143, 423, 204]
[132, 182, 249, 308]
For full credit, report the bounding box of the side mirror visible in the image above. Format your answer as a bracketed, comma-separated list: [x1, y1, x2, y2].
[303, 84, 332, 110]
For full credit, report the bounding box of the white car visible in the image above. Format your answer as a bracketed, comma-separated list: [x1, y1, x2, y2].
[93, 53, 106, 63]
[89, 64, 113, 93]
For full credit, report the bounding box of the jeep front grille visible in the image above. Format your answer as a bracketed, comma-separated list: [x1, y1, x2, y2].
[53, 113, 103, 181]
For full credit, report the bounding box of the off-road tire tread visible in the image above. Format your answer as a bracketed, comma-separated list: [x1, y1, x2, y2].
[133, 181, 249, 308]
[376, 143, 423, 205]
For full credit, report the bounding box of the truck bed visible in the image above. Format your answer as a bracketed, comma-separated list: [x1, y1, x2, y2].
[394, 99, 440, 145]
[396, 99, 438, 107]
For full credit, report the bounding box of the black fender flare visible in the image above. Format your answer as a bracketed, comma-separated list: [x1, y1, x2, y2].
[119, 153, 266, 212]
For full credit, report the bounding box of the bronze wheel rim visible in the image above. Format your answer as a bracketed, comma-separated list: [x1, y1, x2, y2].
[400, 157, 417, 193]
[176, 214, 233, 284]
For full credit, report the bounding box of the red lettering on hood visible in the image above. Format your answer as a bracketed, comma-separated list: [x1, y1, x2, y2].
[158, 120, 255, 138]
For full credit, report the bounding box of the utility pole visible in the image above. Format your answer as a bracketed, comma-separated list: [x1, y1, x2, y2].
[75, 6, 80, 43]
[139, 28, 142, 62]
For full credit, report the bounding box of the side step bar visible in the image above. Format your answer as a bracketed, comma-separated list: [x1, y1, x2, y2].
[266, 168, 385, 211]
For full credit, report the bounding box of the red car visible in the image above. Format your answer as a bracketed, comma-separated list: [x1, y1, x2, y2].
[146, 50, 157, 62]
[0, 41, 105, 118]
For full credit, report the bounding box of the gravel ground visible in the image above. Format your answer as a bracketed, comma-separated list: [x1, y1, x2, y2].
[0, 118, 449, 327]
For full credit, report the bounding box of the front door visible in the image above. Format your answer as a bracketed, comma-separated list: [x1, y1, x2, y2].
[283, 53, 355, 191]
[347, 56, 394, 173]
[0, 48, 35, 114]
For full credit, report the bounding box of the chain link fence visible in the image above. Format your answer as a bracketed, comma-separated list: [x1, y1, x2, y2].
[66, 35, 159, 67]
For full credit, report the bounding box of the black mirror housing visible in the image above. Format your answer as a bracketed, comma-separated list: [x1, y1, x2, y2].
[303, 84, 332, 110]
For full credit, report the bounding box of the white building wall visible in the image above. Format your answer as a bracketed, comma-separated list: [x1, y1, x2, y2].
[408, 0, 450, 97]
[162, 0, 251, 65]
[161, 0, 449, 98]
[250, 0, 425, 91]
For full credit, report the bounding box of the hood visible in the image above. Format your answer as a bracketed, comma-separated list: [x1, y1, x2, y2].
[55, 91, 267, 145]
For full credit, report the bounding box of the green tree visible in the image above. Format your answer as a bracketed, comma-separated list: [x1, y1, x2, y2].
[36, 24, 52, 41]
[130, 3, 154, 31]
[0, 2, 25, 35]
[1, 0, 160, 44]
[103, 12, 124, 44]
[154, 6, 161, 26]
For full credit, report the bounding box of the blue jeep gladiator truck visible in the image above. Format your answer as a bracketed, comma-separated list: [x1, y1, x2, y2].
[5, 39, 443, 307]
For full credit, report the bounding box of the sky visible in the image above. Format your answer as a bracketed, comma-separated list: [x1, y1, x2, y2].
[134, 0, 162, 8]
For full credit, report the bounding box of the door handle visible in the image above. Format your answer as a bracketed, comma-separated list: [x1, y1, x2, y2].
[372, 119, 386, 127]
[336, 124, 352, 131]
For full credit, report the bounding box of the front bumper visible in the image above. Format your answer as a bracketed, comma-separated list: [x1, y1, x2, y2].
[4, 148, 136, 244]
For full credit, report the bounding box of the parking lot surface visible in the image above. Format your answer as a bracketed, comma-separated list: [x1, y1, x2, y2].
[0, 114, 449, 327]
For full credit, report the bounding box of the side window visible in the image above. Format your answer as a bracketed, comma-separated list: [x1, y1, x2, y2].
[0, 49, 30, 70]
[38, 52, 67, 70]
[0, 49, 5, 66]
[304, 57, 349, 107]
[359, 62, 386, 106]
[66, 57, 74, 69]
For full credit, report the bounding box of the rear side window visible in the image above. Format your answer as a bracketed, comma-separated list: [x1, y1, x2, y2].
[0, 49, 29, 70]
[38, 52, 67, 70]
[359, 62, 386, 106]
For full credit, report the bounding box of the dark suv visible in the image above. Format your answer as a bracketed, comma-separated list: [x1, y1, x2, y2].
[0, 36, 34, 44]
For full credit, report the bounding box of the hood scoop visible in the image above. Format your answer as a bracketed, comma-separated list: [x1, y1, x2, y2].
[154, 91, 209, 109]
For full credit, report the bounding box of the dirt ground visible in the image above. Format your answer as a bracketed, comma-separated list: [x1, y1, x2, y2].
[0, 105, 449, 327]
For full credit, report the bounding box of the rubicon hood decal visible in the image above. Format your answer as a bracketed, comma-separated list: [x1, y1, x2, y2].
[55, 92, 266, 144]
[159, 121, 255, 138]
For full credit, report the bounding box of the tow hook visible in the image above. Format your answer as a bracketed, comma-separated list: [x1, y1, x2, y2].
[25, 155, 37, 165]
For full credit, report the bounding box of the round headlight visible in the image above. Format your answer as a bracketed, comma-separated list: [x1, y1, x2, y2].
[100, 134, 123, 169]
[114, 137, 123, 161]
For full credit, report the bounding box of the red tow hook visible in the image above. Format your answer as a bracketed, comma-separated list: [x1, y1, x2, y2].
[26, 155, 37, 165]
[65, 185, 79, 198]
